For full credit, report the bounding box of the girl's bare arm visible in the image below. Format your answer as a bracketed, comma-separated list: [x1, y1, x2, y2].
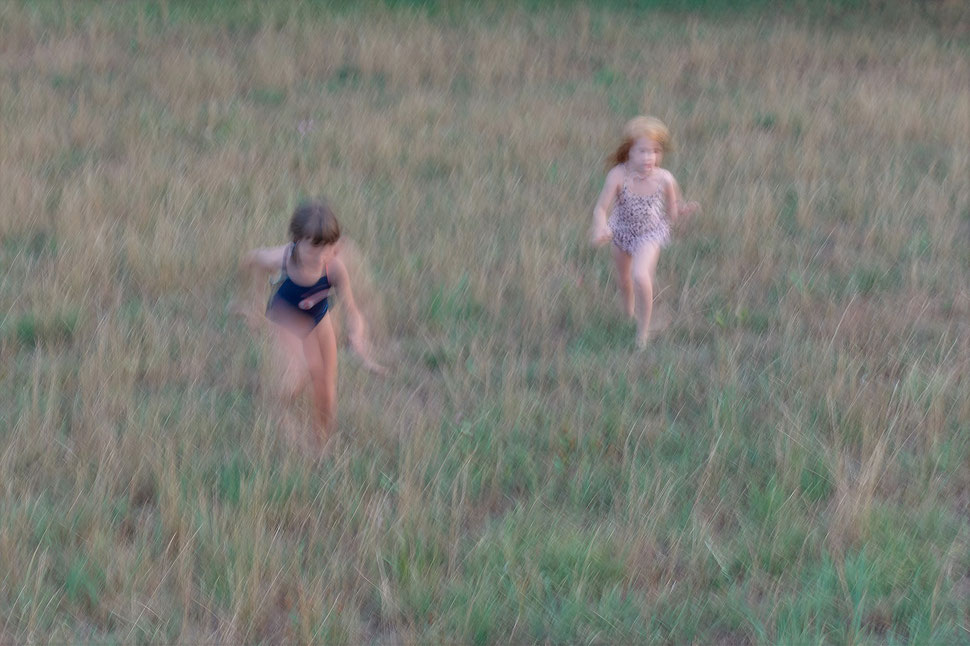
[241, 245, 287, 276]
[589, 166, 623, 246]
[298, 288, 332, 310]
[665, 171, 680, 223]
[665, 171, 699, 225]
[327, 254, 387, 374]
[232, 245, 287, 326]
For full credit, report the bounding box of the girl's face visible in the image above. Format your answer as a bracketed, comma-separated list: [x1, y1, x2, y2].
[628, 136, 663, 173]
[295, 238, 338, 266]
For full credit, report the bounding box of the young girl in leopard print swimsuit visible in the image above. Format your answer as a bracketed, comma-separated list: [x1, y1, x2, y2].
[589, 116, 699, 347]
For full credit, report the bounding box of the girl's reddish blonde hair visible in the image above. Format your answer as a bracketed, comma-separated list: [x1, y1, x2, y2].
[609, 116, 673, 167]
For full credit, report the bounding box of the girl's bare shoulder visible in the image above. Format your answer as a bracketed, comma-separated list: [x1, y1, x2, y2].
[602, 164, 626, 191]
[658, 169, 678, 190]
[606, 164, 626, 181]
[326, 252, 351, 285]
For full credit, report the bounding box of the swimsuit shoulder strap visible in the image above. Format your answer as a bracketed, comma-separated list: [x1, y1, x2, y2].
[282, 243, 293, 276]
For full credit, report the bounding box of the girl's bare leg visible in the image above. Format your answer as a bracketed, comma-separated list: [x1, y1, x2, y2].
[631, 243, 661, 347]
[270, 324, 309, 401]
[611, 246, 635, 318]
[303, 315, 338, 444]
[267, 324, 311, 445]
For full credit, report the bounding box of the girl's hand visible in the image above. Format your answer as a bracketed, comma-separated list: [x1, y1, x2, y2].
[589, 223, 612, 247]
[299, 288, 331, 310]
[678, 200, 700, 219]
[349, 329, 389, 375]
[229, 299, 262, 332]
[348, 319, 389, 376]
[359, 355, 390, 376]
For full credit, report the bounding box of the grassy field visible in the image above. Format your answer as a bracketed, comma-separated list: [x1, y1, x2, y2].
[1, 0, 969, 642]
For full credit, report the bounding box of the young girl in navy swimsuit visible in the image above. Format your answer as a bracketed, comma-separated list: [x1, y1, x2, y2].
[240, 200, 384, 446]
[589, 116, 700, 348]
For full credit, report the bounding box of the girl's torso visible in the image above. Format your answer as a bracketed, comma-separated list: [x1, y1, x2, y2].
[609, 169, 671, 252]
[614, 170, 666, 220]
[266, 244, 332, 329]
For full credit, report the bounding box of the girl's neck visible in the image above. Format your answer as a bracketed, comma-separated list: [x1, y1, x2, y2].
[291, 244, 327, 277]
[626, 162, 657, 182]
[626, 162, 656, 181]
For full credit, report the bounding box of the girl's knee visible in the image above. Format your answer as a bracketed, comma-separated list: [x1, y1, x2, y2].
[306, 361, 335, 392]
[632, 271, 653, 290]
[311, 375, 337, 415]
[306, 362, 328, 385]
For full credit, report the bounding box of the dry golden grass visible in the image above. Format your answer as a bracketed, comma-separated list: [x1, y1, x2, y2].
[1, 1, 969, 642]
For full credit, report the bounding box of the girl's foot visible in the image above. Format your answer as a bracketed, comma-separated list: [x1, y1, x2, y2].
[649, 305, 671, 333]
[679, 200, 700, 218]
[305, 429, 333, 457]
[635, 332, 649, 349]
[280, 410, 303, 445]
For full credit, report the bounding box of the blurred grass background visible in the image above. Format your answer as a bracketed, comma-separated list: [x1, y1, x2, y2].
[1, 0, 968, 642]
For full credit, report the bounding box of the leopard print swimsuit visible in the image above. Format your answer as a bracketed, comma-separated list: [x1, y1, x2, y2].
[608, 172, 671, 254]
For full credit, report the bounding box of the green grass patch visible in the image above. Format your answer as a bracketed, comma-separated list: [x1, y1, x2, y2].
[249, 87, 286, 107]
[6, 310, 80, 349]
[2, 2, 968, 643]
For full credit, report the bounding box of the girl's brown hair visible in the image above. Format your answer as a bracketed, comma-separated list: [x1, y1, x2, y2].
[289, 200, 340, 264]
[609, 116, 673, 167]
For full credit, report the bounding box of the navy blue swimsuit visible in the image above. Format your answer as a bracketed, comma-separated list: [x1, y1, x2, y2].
[266, 244, 331, 333]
